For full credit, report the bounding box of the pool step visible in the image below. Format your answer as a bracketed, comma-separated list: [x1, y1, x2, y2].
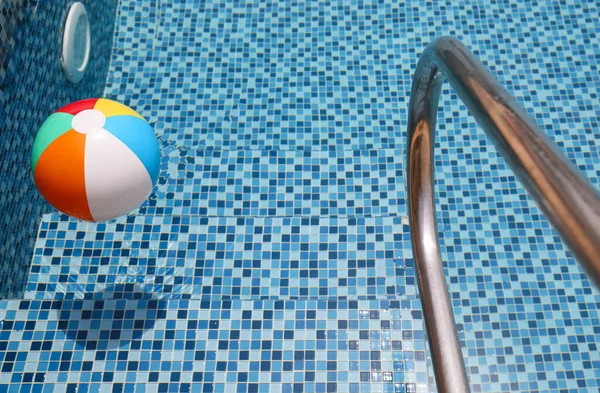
[25, 214, 415, 301]
[140, 143, 406, 218]
[106, 0, 408, 153]
[0, 297, 429, 392]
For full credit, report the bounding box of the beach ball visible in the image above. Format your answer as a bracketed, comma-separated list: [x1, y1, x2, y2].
[32, 98, 160, 222]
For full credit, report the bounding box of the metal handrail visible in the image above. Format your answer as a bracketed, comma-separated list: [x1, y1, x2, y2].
[407, 37, 600, 393]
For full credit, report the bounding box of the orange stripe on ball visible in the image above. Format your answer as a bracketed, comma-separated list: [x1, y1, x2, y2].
[34, 130, 95, 222]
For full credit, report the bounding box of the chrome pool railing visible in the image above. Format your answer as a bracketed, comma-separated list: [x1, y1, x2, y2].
[407, 37, 600, 393]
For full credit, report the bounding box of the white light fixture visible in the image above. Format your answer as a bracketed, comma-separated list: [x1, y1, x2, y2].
[61, 2, 90, 83]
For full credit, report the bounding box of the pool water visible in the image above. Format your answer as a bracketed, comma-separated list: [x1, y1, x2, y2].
[2, 0, 600, 392]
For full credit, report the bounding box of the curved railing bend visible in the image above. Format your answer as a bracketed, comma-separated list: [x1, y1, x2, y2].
[407, 37, 600, 393]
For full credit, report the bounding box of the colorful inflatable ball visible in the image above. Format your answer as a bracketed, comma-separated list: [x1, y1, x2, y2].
[31, 98, 160, 222]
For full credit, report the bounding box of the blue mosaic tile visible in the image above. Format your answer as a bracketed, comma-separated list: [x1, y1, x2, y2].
[0, 1, 38, 106]
[437, 202, 600, 392]
[0, 298, 430, 393]
[4, 0, 600, 392]
[105, 0, 407, 151]
[141, 143, 406, 218]
[102, 0, 600, 392]
[0, 0, 119, 298]
[111, 0, 157, 53]
[25, 214, 413, 302]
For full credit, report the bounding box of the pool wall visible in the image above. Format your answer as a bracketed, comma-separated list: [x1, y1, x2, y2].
[0, 0, 119, 298]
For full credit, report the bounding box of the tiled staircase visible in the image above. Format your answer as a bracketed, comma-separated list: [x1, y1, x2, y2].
[9, 1, 432, 392]
[3, 1, 600, 393]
